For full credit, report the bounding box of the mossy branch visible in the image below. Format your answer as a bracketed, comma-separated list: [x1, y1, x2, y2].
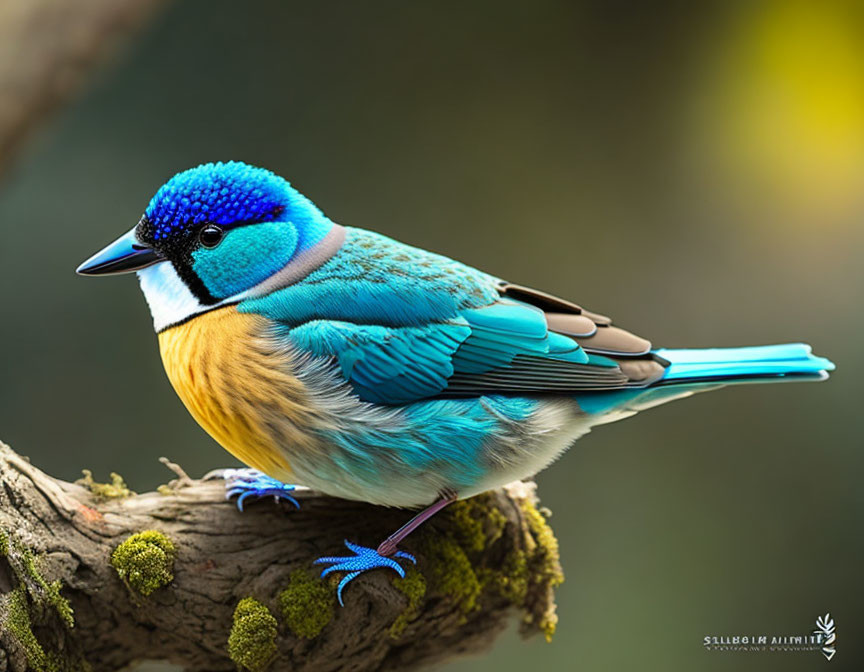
[0, 441, 561, 672]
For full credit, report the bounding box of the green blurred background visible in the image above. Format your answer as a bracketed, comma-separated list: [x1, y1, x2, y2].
[1, 1, 861, 670]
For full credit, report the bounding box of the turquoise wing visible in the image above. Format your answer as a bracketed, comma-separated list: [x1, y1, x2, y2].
[286, 318, 472, 403]
[239, 228, 658, 404]
[277, 297, 633, 404]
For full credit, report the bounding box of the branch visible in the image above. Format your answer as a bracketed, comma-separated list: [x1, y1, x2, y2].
[0, 0, 167, 175]
[0, 441, 562, 672]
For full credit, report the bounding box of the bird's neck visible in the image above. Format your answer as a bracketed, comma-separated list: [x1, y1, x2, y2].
[137, 224, 345, 333]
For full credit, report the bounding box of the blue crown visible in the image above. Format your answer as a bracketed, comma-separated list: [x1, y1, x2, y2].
[144, 162, 291, 241]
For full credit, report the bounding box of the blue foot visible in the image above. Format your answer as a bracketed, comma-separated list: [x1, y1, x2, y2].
[223, 468, 300, 512]
[314, 540, 416, 606]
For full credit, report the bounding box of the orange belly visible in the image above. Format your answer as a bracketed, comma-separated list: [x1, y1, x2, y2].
[157, 307, 310, 480]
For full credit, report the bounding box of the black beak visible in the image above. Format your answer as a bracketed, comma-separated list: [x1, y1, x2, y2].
[76, 228, 162, 276]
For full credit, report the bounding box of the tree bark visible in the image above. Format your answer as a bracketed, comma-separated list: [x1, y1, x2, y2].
[0, 441, 562, 672]
[0, 0, 167, 174]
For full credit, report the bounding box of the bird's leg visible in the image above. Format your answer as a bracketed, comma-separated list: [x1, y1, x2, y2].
[221, 468, 301, 511]
[376, 492, 457, 556]
[315, 490, 458, 606]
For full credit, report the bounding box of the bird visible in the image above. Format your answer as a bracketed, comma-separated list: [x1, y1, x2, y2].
[77, 161, 834, 604]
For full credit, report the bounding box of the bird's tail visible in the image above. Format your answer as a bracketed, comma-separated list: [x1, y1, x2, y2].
[576, 343, 833, 421]
[653, 342, 834, 386]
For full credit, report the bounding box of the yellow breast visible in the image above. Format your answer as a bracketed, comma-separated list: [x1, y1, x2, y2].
[157, 307, 313, 481]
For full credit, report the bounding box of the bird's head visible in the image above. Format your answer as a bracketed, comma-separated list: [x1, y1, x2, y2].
[77, 161, 334, 329]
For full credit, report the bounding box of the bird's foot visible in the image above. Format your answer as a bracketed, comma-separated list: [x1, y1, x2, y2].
[314, 540, 416, 606]
[222, 468, 300, 511]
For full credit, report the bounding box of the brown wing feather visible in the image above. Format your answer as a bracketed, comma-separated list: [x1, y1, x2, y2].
[497, 281, 666, 385]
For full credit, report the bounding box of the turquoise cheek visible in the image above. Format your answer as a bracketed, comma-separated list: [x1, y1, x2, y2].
[192, 221, 298, 299]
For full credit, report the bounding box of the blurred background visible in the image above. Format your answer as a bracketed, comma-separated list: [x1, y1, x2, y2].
[0, 1, 862, 670]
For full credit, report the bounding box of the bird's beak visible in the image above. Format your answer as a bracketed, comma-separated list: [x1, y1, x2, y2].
[76, 228, 162, 276]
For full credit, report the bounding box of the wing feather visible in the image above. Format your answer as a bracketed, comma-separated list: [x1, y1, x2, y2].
[250, 230, 665, 405]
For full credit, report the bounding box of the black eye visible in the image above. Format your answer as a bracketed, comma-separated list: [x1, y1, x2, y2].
[199, 225, 224, 248]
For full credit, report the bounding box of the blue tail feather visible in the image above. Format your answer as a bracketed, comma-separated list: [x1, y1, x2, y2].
[654, 343, 834, 384]
[574, 343, 833, 419]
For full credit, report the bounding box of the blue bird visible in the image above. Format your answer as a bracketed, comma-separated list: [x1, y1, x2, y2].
[77, 161, 834, 604]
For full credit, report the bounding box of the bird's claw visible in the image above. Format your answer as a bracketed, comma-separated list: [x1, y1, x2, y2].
[314, 540, 416, 606]
[222, 468, 300, 511]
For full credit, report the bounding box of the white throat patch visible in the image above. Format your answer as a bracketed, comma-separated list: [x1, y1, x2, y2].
[137, 262, 232, 332]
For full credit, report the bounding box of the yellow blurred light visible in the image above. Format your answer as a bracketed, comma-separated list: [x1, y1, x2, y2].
[700, 1, 864, 217]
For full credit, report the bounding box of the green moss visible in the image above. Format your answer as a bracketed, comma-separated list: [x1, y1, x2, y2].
[47, 580, 74, 630]
[419, 534, 481, 616]
[522, 501, 563, 583]
[430, 493, 564, 640]
[0, 532, 87, 670]
[519, 499, 564, 641]
[1, 586, 47, 670]
[42, 651, 93, 672]
[394, 492, 563, 640]
[484, 503, 508, 545]
[410, 495, 510, 617]
[16, 545, 74, 629]
[278, 569, 334, 639]
[389, 566, 427, 639]
[446, 494, 507, 553]
[0, 587, 88, 671]
[76, 469, 134, 500]
[228, 597, 278, 672]
[416, 493, 518, 616]
[446, 500, 486, 553]
[2, 531, 74, 629]
[522, 502, 564, 591]
[496, 549, 529, 605]
[111, 530, 176, 597]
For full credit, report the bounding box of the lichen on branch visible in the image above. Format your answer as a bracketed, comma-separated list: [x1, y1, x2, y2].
[278, 569, 335, 639]
[0, 528, 83, 671]
[76, 469, 134, 500]
[228, 597, 278, 672]
[111, 530, 176, 597]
